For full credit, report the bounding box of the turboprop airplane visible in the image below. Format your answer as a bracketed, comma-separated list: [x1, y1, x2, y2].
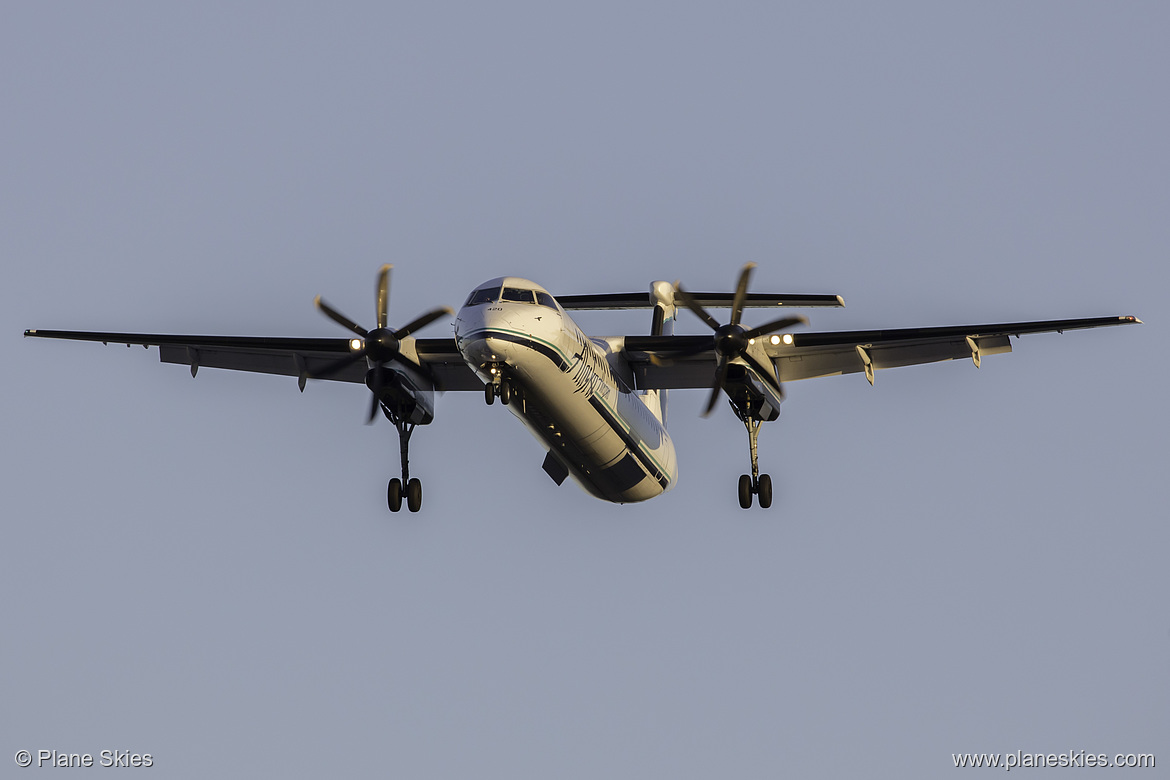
[24, 264, 1140, 512]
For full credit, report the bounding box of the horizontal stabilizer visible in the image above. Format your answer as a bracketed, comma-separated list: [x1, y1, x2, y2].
[554, 291, 845, 310]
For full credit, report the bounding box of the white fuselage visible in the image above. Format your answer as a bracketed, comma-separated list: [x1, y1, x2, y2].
[453, 277, 677, 503]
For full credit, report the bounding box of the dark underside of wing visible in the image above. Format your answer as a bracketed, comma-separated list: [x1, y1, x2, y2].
[622, 315, 1140, 389]
[23, 330, 482, 390]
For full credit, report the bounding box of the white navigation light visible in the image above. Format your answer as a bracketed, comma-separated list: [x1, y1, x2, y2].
[349, 338, 363, 351]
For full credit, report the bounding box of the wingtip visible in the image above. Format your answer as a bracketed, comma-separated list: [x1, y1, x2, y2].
[836, 295, 846, 308]
[24, 329, 34, 337]
[1125, 315, 1143, 324]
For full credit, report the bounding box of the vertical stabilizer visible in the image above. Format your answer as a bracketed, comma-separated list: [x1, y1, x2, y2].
[642, 281, 675, 426]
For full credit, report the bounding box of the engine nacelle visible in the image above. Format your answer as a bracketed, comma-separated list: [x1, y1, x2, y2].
[366, 366, 435, 425]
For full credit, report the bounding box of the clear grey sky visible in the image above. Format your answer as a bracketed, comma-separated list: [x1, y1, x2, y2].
[3, 2, 1165, 777]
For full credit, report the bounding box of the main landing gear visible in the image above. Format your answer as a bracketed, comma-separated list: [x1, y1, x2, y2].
[310, 266, 451, 515]
[735, 405, 773, 510]
[383, 404, 423, 513]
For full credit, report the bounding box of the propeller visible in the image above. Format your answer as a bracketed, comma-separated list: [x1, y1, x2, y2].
[312, 265, 452, 423]
[672, 263, 807, 416]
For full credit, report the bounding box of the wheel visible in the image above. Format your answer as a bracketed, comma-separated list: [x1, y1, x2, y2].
[387, 478, 403, 512]
[484, 381, 495, 405]
[738, 474, 753, 509]
[406, 478, 422, 512]
[499, 379, 512, 406]
[757, 474, 773, 509]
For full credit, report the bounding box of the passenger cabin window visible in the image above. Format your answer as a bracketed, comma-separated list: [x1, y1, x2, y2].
[501, 287, 536, 304]
[535, 291, 557, 309]
[465, 286, 499, 306]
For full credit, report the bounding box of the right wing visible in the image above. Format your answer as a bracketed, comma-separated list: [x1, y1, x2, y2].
[23, 330, 483, 391]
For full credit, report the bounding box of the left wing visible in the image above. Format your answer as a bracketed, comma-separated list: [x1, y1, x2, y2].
[22, 330, 481, 390]
[622, 315, 1141, 389]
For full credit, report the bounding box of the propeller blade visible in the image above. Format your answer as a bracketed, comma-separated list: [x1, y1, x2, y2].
[728, 262, 756, 326]
[366, 392, 381, 424]
[702, 356, 731, 417]
[366, 366, 384, 424]
[316, 296, 368, 338]
[394, 306, 453, 339]
[376, 265, 391, 330]
[674, 284, 722, 331]
[309, 349, 366, 379]
[741, 315, 808, 341]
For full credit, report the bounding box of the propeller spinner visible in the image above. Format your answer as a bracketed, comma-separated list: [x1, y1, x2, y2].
[312, 265, 452, 423]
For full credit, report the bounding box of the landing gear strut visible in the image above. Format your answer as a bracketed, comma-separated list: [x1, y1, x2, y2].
[383, 403, 423, 513]
[734, 402, 773, 509]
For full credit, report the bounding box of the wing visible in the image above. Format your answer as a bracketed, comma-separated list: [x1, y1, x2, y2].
[622, 315, 1141, 389]
[23, 330, 481, 390]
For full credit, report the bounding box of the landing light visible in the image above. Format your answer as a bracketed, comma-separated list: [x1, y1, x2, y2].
[782, 334, 793, 345]
[770, 335, 780, 345]
[349, 338, 363, 351]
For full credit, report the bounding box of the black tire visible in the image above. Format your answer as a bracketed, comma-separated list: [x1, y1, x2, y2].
[484, 381, 495, 405]
[406, 478, 422, 512]
[387, 478, 403, 512]
[757, 474, 773, 509]
[500, 379, 512, 406]
[738, 474, 753, 509]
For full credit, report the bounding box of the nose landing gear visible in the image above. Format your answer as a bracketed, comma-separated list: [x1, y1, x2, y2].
[483, 365, 518, 407]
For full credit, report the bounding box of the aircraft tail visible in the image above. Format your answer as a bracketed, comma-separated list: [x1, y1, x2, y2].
[642, 281, 675, 426]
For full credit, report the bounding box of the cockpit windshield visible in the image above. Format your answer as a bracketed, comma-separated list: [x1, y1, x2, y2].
[464, 284, 559, 310]
[502, 287, 535, 304]
[465, 285, 499, 307]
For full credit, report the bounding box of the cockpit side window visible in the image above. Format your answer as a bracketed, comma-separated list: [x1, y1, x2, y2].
[501, 287, 536, 304]
[535, 291, 557, 309]
[465, 286, 499, 306]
